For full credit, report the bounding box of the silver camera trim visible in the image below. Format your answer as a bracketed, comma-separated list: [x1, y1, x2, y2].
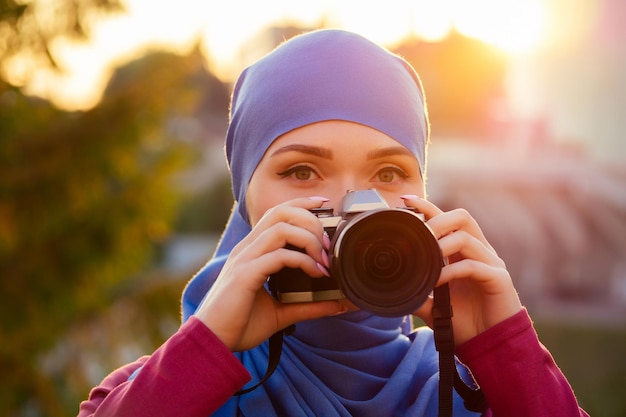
[278, 289, 346, 303]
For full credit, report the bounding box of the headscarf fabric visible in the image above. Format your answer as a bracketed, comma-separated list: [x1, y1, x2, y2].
[226, 28, 428, 223]
[180, 29, 479, 417]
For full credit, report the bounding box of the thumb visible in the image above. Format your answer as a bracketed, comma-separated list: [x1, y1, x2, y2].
[412, 296, 434, 328]
[276, 300, 347, 329]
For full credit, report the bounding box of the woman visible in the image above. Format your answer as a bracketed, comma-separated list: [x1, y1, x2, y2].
[79, 29, 587, 416]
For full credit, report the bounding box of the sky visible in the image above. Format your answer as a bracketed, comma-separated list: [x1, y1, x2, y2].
[22, 0, 560, 111]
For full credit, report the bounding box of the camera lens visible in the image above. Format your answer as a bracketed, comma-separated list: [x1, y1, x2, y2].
[331, 209, 442, 317]
[361, 241, 405, 288]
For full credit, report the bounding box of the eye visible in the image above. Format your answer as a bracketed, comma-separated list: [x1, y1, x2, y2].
[277, 165, 319, 181]
[374, 166, 409, 183]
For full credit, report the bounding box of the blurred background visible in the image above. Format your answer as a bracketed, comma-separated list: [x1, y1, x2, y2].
[1, 0, 625, 416]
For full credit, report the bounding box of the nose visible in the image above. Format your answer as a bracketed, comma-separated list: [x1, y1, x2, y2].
[325, 179, 370, 213]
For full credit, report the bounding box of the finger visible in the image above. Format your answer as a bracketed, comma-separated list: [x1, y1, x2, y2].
[439, 260, 523, 333]
[401, 196, 496, 253]
[438, 258, 509, 291]
[254, 246, 328, 280]
[244, 222, 328, 272]
[427, 208, 496, 252]
[224, 244, 327, 294]
[252, 197, 330, 241]
[412, 295, 434, 328]
[400, 194, 443, 220]
[438, 230, 505, 268]
[275, 300, 347, 330]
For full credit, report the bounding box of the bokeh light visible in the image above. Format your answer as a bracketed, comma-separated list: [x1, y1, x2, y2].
[21, 0, 557, 110]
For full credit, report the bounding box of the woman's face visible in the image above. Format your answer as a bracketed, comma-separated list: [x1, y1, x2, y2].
[246, 120, 425, 226]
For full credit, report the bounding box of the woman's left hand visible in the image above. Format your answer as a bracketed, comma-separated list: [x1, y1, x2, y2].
[401, 195, 523, 345]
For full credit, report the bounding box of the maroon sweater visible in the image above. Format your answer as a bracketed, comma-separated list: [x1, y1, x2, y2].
[78, 309, 588, 417]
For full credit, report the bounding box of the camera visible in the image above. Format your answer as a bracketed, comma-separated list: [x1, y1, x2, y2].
[268, 189, 443, 317]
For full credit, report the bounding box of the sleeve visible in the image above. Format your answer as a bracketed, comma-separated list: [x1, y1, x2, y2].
[77, 316, 251, 417]
[455, 308, 589, 417]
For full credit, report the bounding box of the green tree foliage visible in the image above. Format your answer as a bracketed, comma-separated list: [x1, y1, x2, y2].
[0, 0, 123, 83]
[0, 1, 231, 410]
[176, 175, 234, 234]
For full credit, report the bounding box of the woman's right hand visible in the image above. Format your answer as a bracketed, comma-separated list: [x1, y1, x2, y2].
[194, 197, 347, 352]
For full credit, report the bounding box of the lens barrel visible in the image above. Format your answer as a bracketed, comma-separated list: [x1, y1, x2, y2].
[331, 209, 442, 317]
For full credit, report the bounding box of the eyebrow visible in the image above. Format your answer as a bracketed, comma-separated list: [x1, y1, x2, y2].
[270, 143, 416, 160]
[366, 146, 416, 160]
[270, 144, 333, 159]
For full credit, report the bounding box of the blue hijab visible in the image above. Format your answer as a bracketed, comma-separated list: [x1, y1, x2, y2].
[181, 29, 479, 417]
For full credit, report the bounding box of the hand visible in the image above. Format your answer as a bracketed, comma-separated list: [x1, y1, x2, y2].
[401, 195, 523, 345]
[194, 197, 347, 351]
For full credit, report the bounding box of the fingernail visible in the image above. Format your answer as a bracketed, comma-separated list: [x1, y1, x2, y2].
[322, 231, 331, 250]
[316, 262, 330, 277]
[329, 302, 348, 316]
[321, 249, 330, 268]
[329, 309, 346, 316]
[400, 194, 419, 200]
[309, 196, 330, 202]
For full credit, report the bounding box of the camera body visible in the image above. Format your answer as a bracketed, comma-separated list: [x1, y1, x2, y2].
[268, 189, 443, 317]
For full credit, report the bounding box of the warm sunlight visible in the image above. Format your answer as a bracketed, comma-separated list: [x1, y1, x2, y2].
[23, 0, 551, 110]
[451, 0, 547, 53]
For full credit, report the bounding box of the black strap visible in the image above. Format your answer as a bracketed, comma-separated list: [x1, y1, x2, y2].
[234, 325, 293, 396]
[454, 371, 489, 413]
[433, 284, 455, 417]
[433, 284, 487, 416]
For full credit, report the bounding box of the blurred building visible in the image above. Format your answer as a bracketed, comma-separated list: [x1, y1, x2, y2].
[444, 0, 626, 322]
[427, 139, 626, 324]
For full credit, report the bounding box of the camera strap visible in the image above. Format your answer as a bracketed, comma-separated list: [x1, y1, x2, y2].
[234, 325, 291, 396]
[433, 284, 487, 416]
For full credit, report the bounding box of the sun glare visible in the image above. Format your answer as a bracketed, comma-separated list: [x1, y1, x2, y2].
[331, 0, 548, 54]
[23, 0, 551, 110]
[450, 0, 547, 53]
[410, 0, 455, 42]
